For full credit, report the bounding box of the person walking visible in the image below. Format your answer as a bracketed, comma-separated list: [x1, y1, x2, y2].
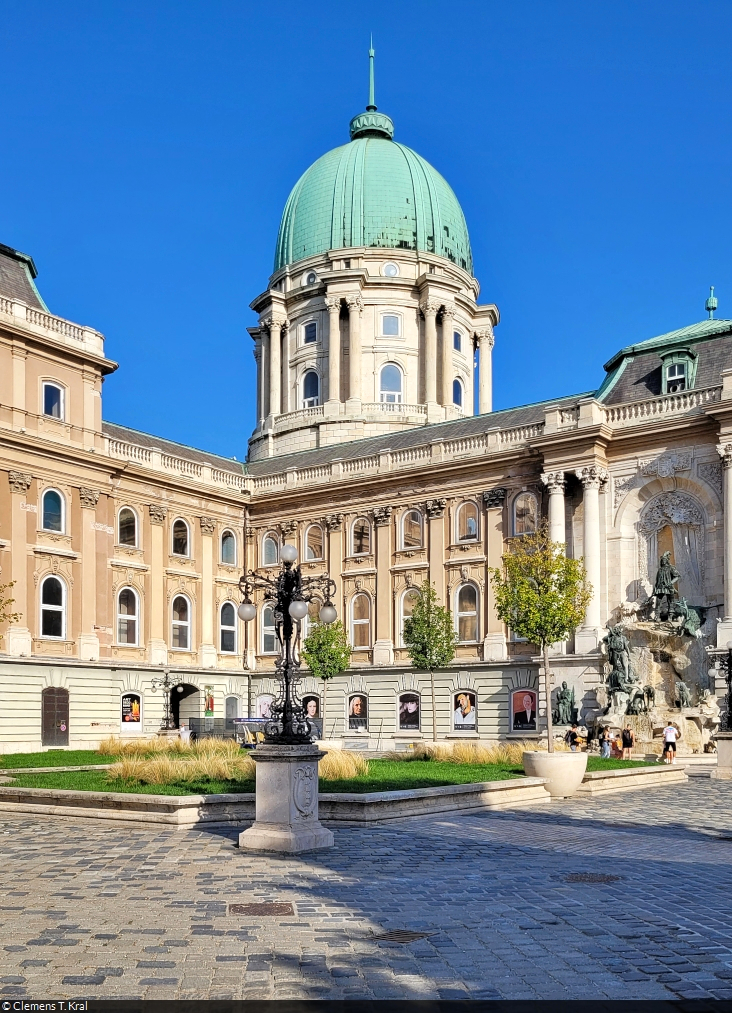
[600, 726, 612, 759]
[662, 722, 680, 764]
[565, 723, 580, 752]
[621, 724, 635, 760]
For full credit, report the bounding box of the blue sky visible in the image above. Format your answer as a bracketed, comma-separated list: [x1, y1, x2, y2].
[2, 0, 730, 459]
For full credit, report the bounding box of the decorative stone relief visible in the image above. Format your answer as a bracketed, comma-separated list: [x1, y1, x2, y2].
[8, 471, 32, 494]
[281, 519, 298, 535]
[424, 498, 446, 518]
[79, 487, 100, 509]
[199, 516, 216, 535]
[638, 491, 705, 595]
[373, 506, 392, 527]
[149, 504, 167, 525]
[613, 474, 637, 507]
[718, 443, 732, 468]
[698, 461, 723, 495]
[325, 513, 344, 531]
[640, 450, 692, 479]
[483, 488, 506, 508]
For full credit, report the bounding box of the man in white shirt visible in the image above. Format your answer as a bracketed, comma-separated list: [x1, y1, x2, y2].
[662, 723, 679, 764]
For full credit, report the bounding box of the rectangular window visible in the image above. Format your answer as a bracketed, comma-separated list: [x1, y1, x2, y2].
[453, 331, 461, 351]
[382, 314, 400, 336]
[43, 384, 63, 419]
[304, 322, 317, 343]
[221, 628, 235, 652]
[666, 363, 686, 392]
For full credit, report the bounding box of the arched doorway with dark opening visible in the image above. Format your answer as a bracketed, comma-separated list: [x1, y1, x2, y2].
[170, 683, 199, 731]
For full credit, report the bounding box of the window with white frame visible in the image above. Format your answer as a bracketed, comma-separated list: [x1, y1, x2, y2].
[303, 321, 317, 344]
[302, 370, 320, 407]
[379, 363, 403, 403]
[351, 517, 371, 555]
[351, 593, 371, 649]
[221, 529, 236, 565]
[262, 605, 277, 653]
[118, 507, 137, 547]
[453, 330, 462, 352]
[262, 533, 279, 566]
[117, 587, 139, 645]
[456, 583, 479, 642]
[41, 489, 64, 533]
[305, 523, 324, 560]
[172, 518, 189, 556]
[380, 314, 400, 336]
[453, 378, 463, 407]
[220, 601, 237, 653]
[666, 362, 686, 393]
[456, 501, 479, 542]
[40, 575, 66, 639]
[513, 492, 538, 536]
[42, 382, 64, 420]
[171, 594, 191, 650]
[401, 510, 422, 549]
[400, 587, 421, 646]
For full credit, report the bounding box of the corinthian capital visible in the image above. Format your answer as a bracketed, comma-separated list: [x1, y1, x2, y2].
[441, 304, 456, 322]
[575, 465, 608, 489]
[260, 314, 287, 334]
[475, 327, 495, 348]
[373, 505, 393, 527]
[541, 471, 565, 492]
[345, 294, 363, 313]
[8, 471, 32, 494]
[718, 443, 732, 469]
[325, 296, 341, 311]
[419, 298, 441, 317]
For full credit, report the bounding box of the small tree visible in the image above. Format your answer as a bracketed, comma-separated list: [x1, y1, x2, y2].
[402, 581, 458, 741]
[489, 524, 591, 752]
[301, 620, 351, 737]
[0, 582, 20, 642]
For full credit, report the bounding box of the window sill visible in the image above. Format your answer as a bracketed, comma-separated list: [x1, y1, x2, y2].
[445, 732, 480, 738]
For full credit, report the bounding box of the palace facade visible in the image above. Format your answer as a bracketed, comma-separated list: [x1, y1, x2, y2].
[1, 85, 731, 752]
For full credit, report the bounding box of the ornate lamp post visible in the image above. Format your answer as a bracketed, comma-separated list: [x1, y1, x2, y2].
[150, 669, 182, 732]
[236, 543, 336, 852]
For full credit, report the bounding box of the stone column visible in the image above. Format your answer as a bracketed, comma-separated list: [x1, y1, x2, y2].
[717, 443, 732, 646]
[11, 344, 27, 430]
[426, 499, 447, 603]
[421, 299, 440, 405]
[6, 471, 32, 657]
[482, 488, 507, 660]
[254, 334, 263, 423]
[441, 306, 455, 408]
[199, 516, 217, 668]
[372, 505, 393, 665]
[574, 465, 607, 652]
[477, 327, 494, 414]
[346, 295, 363, 409]
[264, 315, 286, 419]
[541, 471, 566, 546]
[147, 504, 168, 665]
[325, 296, 341, 412]
[259, 328, 269, 419]
[79, 487, 101, 662]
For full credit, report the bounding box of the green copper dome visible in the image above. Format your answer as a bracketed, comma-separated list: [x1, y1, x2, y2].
[274, 101, 473, 275]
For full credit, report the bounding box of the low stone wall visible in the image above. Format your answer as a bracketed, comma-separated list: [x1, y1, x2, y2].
[576, 764, 687, 796]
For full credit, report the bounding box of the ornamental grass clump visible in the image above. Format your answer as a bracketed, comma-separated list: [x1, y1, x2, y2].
[108, 748, 256, 786]
[98, 736, 241, 759]
[318, 749, 369, 780]
[381, 740, 569, 765]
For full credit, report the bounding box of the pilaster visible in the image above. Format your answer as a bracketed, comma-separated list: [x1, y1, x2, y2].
[199, 515, 217, 668]
[6, 470, 32, 657]
[373, 505, 393, 665]
[482, 487, 507, 661]
[147, 503, 168, 665]
[79, 487, 100, 662]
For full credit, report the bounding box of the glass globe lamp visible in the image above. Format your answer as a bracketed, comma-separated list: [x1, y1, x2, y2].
[281, 544, 298, 563]
[288, 599, 308, 620]
[238, 601, 257, 622]
[319, 603, 337, 624]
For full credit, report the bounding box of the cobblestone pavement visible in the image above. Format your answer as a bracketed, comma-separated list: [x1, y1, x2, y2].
[2, 778, 732, 1000]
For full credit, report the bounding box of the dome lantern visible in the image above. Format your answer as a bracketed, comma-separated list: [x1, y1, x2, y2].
[349, 38, 394, 140]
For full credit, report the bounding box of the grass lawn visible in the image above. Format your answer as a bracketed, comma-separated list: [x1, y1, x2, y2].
[0, 750, 116, 769]
[2, 755, 655, 795]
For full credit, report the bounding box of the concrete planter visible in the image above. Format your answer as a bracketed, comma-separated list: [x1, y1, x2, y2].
[522, 750, 588, 798]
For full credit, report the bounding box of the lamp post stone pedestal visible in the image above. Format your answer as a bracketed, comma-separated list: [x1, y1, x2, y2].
[239, 743, 334, 853]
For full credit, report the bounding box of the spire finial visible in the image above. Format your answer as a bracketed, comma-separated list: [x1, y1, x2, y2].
[367, 36, 376, 111]
[706, 285, 718, 319]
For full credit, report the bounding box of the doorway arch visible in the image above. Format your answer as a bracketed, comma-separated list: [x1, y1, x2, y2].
[170, 683, 199, 729]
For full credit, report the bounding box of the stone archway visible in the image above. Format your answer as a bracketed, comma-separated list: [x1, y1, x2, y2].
[170, 683, 199, 729]
[639, 491, 705, 602]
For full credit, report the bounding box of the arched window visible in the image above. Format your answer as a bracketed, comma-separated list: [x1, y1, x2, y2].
[42, 381, 64, 419]
[171, 595, 191, 650]
[379, 363, 403, 403]
[456, 583, 479, 643]
[118, 507, 137, 547]
[262, 533, 279, 566]
[40, 575, 66, 639]
[513, 492, 538, 536]
[401, 510, 422, 549]
[456, 501, 479, 542]
[262, 606, 277, 653]
[399, 692, 420, 730]
[351, 517, 371, 556]
[302, 370, 320, 408]
[172, 519, 189, 556]
[220, 601, 237, 653]
[400, 587, 421, 646]
[305, 524, 324, 560]
[453, 378, 463, 407]
[351, 593, 371, 649]
[221, 530, 236, 565]
[41, 490, 64, 533]
[225, 695, 240, 730]
[117, 587, 139, 645]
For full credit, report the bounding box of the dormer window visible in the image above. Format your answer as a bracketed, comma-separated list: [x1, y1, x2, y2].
[666, 363, 686, 393]
[661, 348, 697, 395]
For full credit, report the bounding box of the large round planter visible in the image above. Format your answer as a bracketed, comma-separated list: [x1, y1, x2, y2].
[522, 751, 588, 798]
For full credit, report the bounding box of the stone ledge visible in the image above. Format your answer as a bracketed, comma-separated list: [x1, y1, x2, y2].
[576, 764, 688, 795]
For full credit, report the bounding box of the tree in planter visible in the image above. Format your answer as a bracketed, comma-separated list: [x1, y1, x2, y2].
[301, 619, 351, 738]
[489, 524, 591, 753]
[0, 582, 20, 642]
[402, 581, 458, 741]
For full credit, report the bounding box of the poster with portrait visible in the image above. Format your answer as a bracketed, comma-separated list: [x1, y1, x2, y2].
[399, 693, 420, 731]
[302, 695, 322, 736]
[348, 694, 368, 730]
[256, 694, 274, 719]
[512, 689, 537, 731]
[204, 686, 215, 717]
[121, 693, 141, 728]
[453, 691, 477, 730]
